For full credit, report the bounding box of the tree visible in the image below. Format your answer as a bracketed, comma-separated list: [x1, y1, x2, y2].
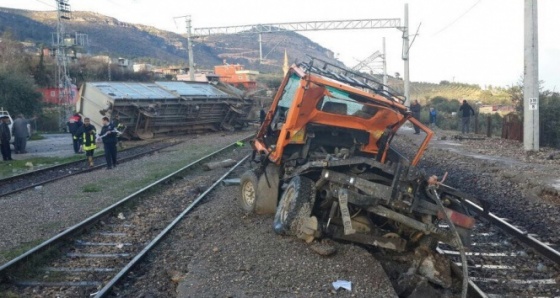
[0, 71, 43, 116]
[32, 46, 54, 87]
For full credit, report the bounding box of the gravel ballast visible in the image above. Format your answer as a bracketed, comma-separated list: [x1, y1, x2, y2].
[0, 131, 251, 264]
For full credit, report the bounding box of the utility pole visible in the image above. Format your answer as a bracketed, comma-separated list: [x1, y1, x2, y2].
[258, 33, 263, 63]
[382, 37, 387, 90]
[54, 0, 72, 131]
[186, 15, 195, 81]
[524, 0, 539, 151]
[403, 3, 410, 107]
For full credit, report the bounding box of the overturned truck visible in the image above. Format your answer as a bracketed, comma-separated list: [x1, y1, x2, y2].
[76, 81, 253, 139]
[240, 58, 476, 257]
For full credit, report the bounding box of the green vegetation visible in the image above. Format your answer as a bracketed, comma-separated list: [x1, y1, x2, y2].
[0, 155, 86, 178]
[82, 183, 102, 193]
[29, 133, 45, 141]
[0, 239, 44, 261]
[539, 91, 560, 148]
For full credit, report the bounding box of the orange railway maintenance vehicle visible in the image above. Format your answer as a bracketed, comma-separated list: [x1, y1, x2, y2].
[239, 57, 475, 259]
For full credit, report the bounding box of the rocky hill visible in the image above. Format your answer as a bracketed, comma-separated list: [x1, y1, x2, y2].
[0, 7, 338, 73]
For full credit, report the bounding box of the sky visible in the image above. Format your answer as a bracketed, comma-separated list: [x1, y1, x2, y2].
[2, 0, 559, 91]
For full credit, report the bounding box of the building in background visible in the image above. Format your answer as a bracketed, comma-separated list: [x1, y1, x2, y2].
[214, 63, 259, 90]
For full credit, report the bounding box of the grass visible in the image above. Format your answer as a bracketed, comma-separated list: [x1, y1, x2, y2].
[0, 155, 84, 178]
[82, 183, 102, 193]
[28, 133, 45, 141]
[0, 239, 45, 262]
[0, 151, 107, 179]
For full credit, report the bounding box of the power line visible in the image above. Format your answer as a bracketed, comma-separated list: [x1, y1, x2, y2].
[33, 0, 56, 9]
[431, 0, 482, 37]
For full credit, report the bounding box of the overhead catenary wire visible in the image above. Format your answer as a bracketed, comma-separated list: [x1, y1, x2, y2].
[431, 0, 483, 37]
[33, 0, 56, 9]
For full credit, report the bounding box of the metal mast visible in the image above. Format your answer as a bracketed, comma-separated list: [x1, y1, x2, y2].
[54, 0, 72, 131]
[186, 15, 195, 81]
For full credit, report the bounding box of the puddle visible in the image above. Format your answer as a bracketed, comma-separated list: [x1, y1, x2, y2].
[442, 147, 522, 166]
[435, 141, 463, 147]
[551, 179, 560, 191]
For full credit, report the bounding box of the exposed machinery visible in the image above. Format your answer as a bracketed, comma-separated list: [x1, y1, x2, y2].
[239, 57, 477, 289]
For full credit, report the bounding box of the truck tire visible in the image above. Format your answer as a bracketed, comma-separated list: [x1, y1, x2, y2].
[273, 176, 316, 236]
[239, 170, 259, 213]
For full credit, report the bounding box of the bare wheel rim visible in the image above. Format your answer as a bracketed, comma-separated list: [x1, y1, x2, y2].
[241, 181, 256, 208]
[280, 187, 296, 223]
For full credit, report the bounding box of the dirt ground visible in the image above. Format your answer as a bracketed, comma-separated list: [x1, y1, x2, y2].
[4, 126, 560, 297]
[114, 126, 560, 298]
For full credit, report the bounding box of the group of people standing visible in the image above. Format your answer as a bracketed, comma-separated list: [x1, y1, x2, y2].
[0, 114, 32, 161]
[410, 99, 475, 134]
[67, 114, 120, 169]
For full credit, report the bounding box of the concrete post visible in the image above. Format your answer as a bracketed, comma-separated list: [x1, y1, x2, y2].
[403, 4, 410, 107]
[523, 0, 539, 151]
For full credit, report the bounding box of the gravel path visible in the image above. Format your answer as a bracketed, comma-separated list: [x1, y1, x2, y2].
[0, 131, 251, 264]
[111, 162, 397, 298]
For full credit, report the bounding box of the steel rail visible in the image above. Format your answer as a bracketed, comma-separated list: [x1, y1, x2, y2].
[0, 141, 178, 198]
[0, 141, 156, 183]
[0, 135, 253, 277]
[442, 197, 560, 297]
[93, 154, 249, 297]
[438, 247, 488, 298]
[464, 198, 560, 265]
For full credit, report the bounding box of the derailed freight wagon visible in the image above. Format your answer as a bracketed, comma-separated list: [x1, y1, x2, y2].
[239, 57, 478, 288]
[76, 81, 253, 139]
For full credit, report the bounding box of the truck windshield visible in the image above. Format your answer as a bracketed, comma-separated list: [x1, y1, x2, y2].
[278, 74, 300, 109]
[317, 86, 378, 119]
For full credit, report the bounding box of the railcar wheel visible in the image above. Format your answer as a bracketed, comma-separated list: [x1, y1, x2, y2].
[273, 176, 316, 236]
[239, 170, 259, 213]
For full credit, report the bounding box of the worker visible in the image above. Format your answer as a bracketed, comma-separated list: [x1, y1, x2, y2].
[76, 117, 97, 167]
[429, 107, 437, 127]
[259, 107, 266, 124]
[410, 99, 422, 134]
[110, 114, 125, 149]
[100, 116, 118, 170]
[459, 100, 476, 134]
[12, 114, 30, 154]
[0, 115, 12, 161]
[67, 113, 83, 154]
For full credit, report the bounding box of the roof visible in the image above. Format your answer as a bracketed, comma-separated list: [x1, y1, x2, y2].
[90, 82, 177, 100]
[87, 81, 232, 100]
[155, 81, 230, 98]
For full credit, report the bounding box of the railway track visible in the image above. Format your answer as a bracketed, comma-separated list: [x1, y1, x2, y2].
[0, 137, 251, 297]
[0, 139, 181, 197]
[437, 189, 560, 297]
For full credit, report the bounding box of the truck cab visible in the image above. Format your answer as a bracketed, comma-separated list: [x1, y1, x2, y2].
[239, 58, 475, 255]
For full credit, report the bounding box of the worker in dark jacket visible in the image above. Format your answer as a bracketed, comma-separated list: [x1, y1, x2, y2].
[110, 114, 125, 149]
[100, 116, 118, 169]
[67, 113, 83, 154]
[12, 114, 30, 154]
[410, 100, 422, 134]
[0, 115, 12, 161]
[459, 100, 476, 134]
[76, 117, 96, 167]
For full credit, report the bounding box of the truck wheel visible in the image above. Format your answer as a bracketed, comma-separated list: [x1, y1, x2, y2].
[239, 170, 259, 213]
[273, 176, 316, 236]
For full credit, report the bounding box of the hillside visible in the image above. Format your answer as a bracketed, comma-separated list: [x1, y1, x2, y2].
[0, 7, 338, 72]
[0, 7, 511, 103]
